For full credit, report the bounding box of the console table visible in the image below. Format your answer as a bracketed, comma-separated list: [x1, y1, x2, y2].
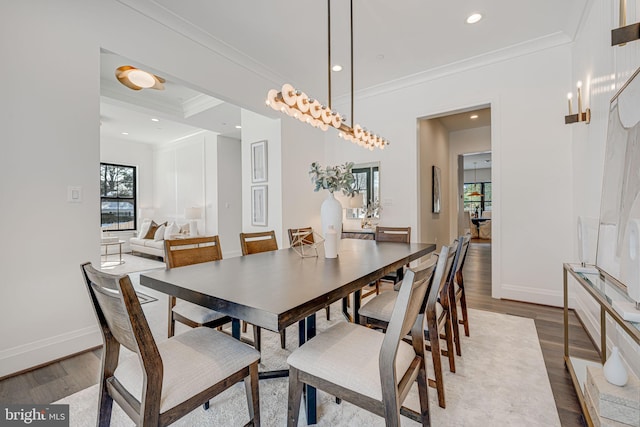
[563, 263, 640, 426]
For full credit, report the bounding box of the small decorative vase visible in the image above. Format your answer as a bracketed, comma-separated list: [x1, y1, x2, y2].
[603, 346, 628, 386]
[320, 192, 342, 250]
[324, 225, 338, 258]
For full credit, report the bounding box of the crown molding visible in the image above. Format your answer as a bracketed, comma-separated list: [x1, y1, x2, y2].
[182, 94, 224, 118]
[335, 31, 573, 104]
[116, 0, 286, 86]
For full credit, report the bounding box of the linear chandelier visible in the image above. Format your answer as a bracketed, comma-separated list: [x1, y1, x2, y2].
[265, 0, 389, 151]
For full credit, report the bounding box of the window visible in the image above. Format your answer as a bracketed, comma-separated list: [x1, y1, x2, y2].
[100, 163, 136, 231]
[352, 166, 379, 206]
[463, 182, 492, 214]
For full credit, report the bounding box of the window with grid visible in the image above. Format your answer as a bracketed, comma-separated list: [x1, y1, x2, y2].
[463, 182, 492, 214]
[100, 163, 136, 231]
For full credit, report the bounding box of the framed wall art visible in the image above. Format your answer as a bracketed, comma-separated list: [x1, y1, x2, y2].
[251, 140, 268, 183]
[432, 165, 441, 214]
[251, 185, 268, 226]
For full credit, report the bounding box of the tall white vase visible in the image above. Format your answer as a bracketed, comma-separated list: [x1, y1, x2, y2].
[321, 192, 342, 251]
[603, 346, 628, 386]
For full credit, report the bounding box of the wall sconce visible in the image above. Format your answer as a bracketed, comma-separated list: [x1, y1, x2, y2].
[612, 0, 639, 46]
[565, 81, 591, 124]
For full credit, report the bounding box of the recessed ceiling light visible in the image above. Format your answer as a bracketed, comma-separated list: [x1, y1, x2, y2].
[121, 132, 129, 135]
[151, 118, 159, 122]
[332, 65, 343, 72]
[466, 13, 483, 24]
[470, 114, 479, 119]
[235, 125, 242, 129]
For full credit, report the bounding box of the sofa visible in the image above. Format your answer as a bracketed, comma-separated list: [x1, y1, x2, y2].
[130, 220, 189, 259]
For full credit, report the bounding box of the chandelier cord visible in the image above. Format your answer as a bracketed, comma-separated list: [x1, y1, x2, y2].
[327, 0, 332, 110]
[350, 0, 354, 127]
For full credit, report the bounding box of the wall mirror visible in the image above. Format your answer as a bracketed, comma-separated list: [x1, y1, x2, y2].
[345, 162, 380, 219]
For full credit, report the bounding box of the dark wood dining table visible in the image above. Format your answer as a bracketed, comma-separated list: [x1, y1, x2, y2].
[140, 238, 435, 424]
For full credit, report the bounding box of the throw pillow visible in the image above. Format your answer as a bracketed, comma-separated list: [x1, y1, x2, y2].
[179, 223, 190, 234]
[143, 221, 159, 239]
[139, 219, 152, 239]
[164, 222, 180, 240]
[154, 224, 166, 241]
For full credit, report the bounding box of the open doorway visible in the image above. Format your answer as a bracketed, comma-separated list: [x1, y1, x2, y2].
[417, 106, 493, 295]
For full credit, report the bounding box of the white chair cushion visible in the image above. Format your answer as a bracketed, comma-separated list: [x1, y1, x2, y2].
[114, 327, 260, 413]
[164, 222, 181, 240]
[287, 322, 416, 401]
[359, 291, 442, 335]
[359, 290, 397, 323]
[173, 301, 228, 324]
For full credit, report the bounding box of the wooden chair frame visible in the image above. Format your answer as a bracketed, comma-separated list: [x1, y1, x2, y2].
[451, 233, 472, 354]
[287, 254, 442, 427]
[239, 230, 286, 350]
[81, 262, 260, 427]
[362, 226, 411, 298]
[164, 236, 231, 338]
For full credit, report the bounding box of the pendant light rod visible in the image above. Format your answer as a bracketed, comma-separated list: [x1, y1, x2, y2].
[327, 0, 332, 110]
[350, 0, 354, 127]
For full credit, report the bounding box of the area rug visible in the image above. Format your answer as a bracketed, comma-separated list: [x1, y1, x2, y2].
[55, 307, 560, 426]
[99, 253, 165, 276]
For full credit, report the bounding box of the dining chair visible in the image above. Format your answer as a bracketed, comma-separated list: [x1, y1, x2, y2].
[451, 233, 472, 356]
[286, 251, 444, 427]
[362, 226, 411, 298]
[239, 230, 286, 350]
[287, 227, 331, 321]
[466, 211, 479, 238]
[358, 240, 460, 409]
[479, 219, 491, 239]
[81, 262, 261, 427]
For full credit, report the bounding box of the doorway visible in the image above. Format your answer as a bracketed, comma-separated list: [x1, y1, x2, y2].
[417, 105, 493, 291]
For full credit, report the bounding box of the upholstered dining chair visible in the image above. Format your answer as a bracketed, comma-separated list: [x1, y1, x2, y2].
[362, 226, 411, 298]
[287, 227, 331, 321]
[239, 230, 286, 350]
[478, 219, 491, 239]
[358, 239, 460, 409]
[286, 249, 445, 427]
[466, 211, 479, 239]
[81, 262, 261, 427]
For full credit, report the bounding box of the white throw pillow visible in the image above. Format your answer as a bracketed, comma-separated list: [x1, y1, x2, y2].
[154, 224, 166, 241]
[164, 222, 180, 240]
[139, 220, 152, 239]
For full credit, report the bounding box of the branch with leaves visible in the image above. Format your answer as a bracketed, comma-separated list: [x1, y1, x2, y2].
[309, 162, 357, 196]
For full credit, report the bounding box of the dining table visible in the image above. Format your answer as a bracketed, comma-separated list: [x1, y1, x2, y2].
[140, 238, 435, 424]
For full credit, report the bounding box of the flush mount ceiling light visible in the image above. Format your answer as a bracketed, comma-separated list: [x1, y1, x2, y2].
[265, 0, 389, 150]
[470, 114, 479, 119]
[466, 13, 483, 24]
[332, 64, 343, 72]
[115, 66, 165, 91]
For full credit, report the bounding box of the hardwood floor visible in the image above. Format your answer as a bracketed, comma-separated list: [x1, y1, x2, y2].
[0, 241, 599, 426]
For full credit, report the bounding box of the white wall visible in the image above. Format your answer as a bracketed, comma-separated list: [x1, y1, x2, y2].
[0, 0, 294, 377]
[463, 168, 492, 183]
[153, 131, 218, 236]
[327, 43, 574, 307]
[418, 118, 451, 247]
[569, 0, 640, 377]
[217, 136, 243, 257]
[241, 109, 284, 245]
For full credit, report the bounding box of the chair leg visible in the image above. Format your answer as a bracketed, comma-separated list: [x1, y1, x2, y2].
[242, 321, 248, 333]
[427, 324, 446, 408]
[245, 362, 261, 426]
[416, 359, 431, 426]
[449, 286, 462, 357]
[280, 330, 286, 349]
[168, 297, 176, 338]
[287, 367, 304, 427]
[97, 381, 114, 427]
[325, 305, 330, 321]
[252, 325, 261, 352]
[444, 314, 456, 373]
[459, 288, 470, 337]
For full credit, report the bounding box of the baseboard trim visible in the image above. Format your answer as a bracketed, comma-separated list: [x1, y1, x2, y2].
[0, 326, 102, 378]
[500, 283, 563, 307]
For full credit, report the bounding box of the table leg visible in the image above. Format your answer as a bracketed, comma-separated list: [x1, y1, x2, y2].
[353, 289, 362, 324]
[232, 318, 241, 340]
[299, 314, 317, 425]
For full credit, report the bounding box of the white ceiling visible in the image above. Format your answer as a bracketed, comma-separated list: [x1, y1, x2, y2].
[101, 0, 588, 145]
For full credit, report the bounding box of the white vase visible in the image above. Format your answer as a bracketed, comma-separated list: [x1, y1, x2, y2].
[320, 192, 342, 251]
[603, 346, 628, 386]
